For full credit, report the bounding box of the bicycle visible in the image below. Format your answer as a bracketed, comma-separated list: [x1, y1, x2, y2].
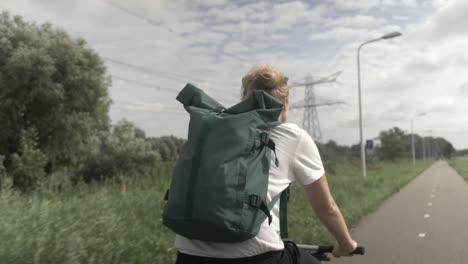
[297, 244, 365, 262]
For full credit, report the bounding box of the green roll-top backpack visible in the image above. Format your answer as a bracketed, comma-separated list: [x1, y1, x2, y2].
[163, 83, 289, 243]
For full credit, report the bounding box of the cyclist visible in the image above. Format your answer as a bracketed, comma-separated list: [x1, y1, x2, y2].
[175, 65, 358, 264]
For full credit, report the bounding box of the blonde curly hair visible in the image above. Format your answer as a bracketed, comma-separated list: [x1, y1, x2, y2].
[241, 65, 289, 102]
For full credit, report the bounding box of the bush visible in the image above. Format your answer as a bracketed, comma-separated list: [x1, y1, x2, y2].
[147, 135, 186, 161]
[39, 168, 74, 193]
[0, 155, 7, 190]
[10, 128, 47, 192]
[78, 120, 161, 182]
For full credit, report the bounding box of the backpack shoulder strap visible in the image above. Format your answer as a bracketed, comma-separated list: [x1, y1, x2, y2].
[280, 186, 290, 239]
[265, 186, 290, 239]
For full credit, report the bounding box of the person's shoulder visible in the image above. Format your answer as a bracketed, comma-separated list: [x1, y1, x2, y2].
[274, 123, 319, 146]
[274, 122, 305, 133]
[272, 122, 307, 139]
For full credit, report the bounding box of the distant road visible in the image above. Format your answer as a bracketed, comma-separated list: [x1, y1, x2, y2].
[330, 160, 468, 264]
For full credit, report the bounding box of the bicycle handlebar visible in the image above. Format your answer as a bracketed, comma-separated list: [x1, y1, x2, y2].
[297, 244, 365, 255]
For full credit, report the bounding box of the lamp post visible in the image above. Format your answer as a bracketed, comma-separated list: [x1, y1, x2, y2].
[357, 31, 402, 180]
[422, 130, 432, 165]
[411, 112, 426, 168]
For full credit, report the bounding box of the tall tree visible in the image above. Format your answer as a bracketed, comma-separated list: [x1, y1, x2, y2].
[378, 127, 406, 160]
[441, 140, 455, 158]
[0, 12, 111, 170]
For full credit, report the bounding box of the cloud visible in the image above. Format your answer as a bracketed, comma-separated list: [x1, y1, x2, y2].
[223, 41, 249, 54]
[393, 15, 410, 21]
[457, 83, 468, 96]
[430, 0, 456, 9]
[201, 2, 270, 23]
[333, 0, 418, 10]
[271, 34, 288, 40]
[302, 1, 468, 148]
[189, 30, 229, 45]
[416, 0, 468, 41]
[310, 24, 402, 41]
[190, 0, 229, 7]
[270, 2, 328, 29]
[326, 15, 387, 28]
[203, 1, 328, 36]
[404, 53, 449, 74]
[310, 27, 369, 40]
[424, 98, 456, 114]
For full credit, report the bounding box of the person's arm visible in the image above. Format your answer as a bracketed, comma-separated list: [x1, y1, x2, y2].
[303, 175, 357, 257]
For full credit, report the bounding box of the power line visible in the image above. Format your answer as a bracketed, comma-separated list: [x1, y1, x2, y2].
[111, 72, 238, 102]
[289, 71, 342, 88]
[99, 1, 336, 95]
[112, 75, 177, 93]
[104, 56, 236, 89]
[112, 99, 184, 115]
[106, 58, 240, 105]
[111, 74, 238, 106]
[104, 57, 193, 83]
[103, 0, 249, 63]
[104, 0, 166, 28]
[113, 106, 185, 115]
[290, 101, 345, 109]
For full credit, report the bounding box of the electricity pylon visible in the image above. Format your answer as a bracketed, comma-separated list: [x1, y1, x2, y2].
[290, 72, 343, 142]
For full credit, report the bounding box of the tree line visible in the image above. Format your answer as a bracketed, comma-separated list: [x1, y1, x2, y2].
[318, 127, 455, 163]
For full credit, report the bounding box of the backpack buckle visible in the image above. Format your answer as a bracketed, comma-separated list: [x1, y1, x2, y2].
[214, 107, 225, 114]
[247, 194, 273, 225]
[248, 194, 261, 207]
[259, 132, 269, 144]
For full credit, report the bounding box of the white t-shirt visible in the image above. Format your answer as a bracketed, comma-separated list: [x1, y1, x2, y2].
[175, 122, 325, 258]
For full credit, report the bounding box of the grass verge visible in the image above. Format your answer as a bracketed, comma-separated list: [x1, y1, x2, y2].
[0, 160, 429, 263]
[448, 158, 468, 181]
[289, 160, 429, 244]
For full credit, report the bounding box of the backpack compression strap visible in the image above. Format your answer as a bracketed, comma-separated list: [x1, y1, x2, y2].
[255, 132, 279, 166]
[247, 186, 289, 238]
[248, 194, 275, 225]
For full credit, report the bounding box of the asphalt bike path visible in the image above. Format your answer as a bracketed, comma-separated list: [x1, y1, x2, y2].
[329, 160, 468, 264]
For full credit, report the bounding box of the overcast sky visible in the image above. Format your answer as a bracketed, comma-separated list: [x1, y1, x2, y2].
[2, 0, 468, 149]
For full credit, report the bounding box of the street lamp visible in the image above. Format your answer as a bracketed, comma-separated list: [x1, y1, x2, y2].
[411, 113, 426, 168]
[422, 130, 432, 165]
[357, 31, 402, 180]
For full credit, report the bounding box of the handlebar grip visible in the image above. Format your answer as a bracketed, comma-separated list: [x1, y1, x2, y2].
[317, 245, 334, 252]
[352, 246, 365, 255]
[297, 244, 365, 256]
[318, 245, 365, 255]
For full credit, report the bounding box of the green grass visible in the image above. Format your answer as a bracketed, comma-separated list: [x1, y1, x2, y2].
[289, 160, 428, 244]
[448, 158, 468, 181]
[0, 160, 429, 263]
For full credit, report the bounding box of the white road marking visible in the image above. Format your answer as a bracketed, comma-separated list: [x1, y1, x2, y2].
[418, 233, 426, 238]
[424, 214, 431, 218]
[427, 202, 432, 206]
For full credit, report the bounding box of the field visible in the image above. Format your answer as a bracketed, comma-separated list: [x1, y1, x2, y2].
[0, 160, 429, 263]
[448, 158, 468, 181]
